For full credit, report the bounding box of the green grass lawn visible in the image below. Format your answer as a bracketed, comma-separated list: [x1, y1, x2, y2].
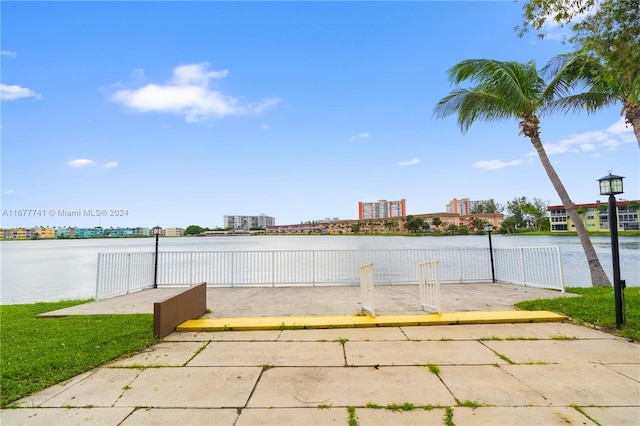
[516, 287, 640, 341]
[0, 300, 156, 407]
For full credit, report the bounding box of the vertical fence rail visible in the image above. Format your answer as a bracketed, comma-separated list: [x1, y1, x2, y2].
[96, 247, 565, 300]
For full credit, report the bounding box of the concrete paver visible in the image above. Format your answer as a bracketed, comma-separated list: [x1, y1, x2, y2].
[503, 321, 619, 339]
[436, 365, 550, 406]
[40, 368, 141, 408]
[502, 363, 640, 406]
[345, 340, 506, 365]
[483, 338, 640, 364]
[399, 323, 541, 340]
[278, 327, 407, 342]
[109, 341, 205, 367]
[354, 407, 446, 425]
[0, 408, 133, 426]
[247, 366, 457, 408]
[121, 408, 239, 425]
[13, 370, 97, 408]
[188, 341, 346, 367]
[114, 367, 262, 408]
[165, 330, 282, 342]
[235, 408, 348, 425]
[605, 363, 640, 381]
[581, 407, 640, 426]
[451, 406, 589, 425]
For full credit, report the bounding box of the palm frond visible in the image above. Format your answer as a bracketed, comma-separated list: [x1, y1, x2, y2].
[547, 92, 618, 115]
[435, 59, 544, 133]
[542, 53, 616, 111]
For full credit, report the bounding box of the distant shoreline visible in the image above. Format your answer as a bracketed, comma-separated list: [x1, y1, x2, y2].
[2, 230, 639, 242]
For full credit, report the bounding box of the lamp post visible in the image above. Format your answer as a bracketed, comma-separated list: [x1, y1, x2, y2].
[484, 223, 496, 283]
[597, 172, 625, 328]
[152, 226, 162, 288]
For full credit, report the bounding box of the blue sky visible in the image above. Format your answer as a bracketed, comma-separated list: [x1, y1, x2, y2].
[2, 1, 638, 229]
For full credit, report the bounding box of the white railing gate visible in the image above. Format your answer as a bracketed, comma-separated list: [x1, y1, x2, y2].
[419, 260, 441, 314]
[359, 263, 375, 317]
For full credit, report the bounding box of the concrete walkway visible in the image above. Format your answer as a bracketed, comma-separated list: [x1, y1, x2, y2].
[4, 284, 639, 425]
[4, 323, 639, 425]
[39, 283, 576, 317]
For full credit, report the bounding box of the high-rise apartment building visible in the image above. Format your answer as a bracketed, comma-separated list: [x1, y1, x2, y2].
[224, 214, 275, 230]
[358, 199, 406, 220]
[446, 198, 495, 215]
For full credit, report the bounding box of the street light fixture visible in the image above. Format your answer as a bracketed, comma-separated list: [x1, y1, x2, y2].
[597, 172, 625, 328]
[484, 222, 496, 283]
[152, 226, 162, 289]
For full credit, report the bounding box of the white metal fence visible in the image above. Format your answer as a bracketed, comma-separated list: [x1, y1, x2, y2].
[95, 247, 565, 300]
[359, 263, 376, 317]
[96, 252, 155, 300]
[419, 261, 441, 314]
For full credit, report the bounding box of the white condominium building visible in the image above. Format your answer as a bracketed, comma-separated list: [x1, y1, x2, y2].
[224, 214, 275, 230]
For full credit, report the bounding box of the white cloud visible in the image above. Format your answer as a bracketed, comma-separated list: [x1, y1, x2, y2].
[0, 84, 42, 101]
[104, 161, 119, 168]
[606, 118, 634, 135]
[2, 189, 17, 194]
[66, 159, 96, 167]
[398, 158, 420, 166]
[110, 62, 279, 122]
[350, 132, 370, 141]
[252, 97, 282, 113]
[1, 50, 16, 58]
[527, 118, 634, 157]
[473, 159, 522, 171]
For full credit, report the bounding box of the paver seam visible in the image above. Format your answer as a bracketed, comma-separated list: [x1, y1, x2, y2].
[477, 340, 519, 365]
[182, 341, 210, 366]
[102, 369, 145, 410]
[483, 355, 554, 407]
[15, 370, 100, 408]
[241, 365, 271, 418]
[437, 371, 460, 407]
[601, 363, 640, 383]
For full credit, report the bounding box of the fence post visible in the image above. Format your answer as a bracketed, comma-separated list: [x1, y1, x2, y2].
[95, 254, 103, 300]
[556, 247, 566, 292]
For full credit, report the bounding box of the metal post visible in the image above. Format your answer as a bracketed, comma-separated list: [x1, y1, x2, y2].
[153, 233, 159, 288]
[488, 229, 496, 283]
[608, 194, 625, 327]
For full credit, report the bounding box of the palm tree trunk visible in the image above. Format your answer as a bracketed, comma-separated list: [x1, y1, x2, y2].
[530, 135, 611, 287]
[623, 100, 640, 148]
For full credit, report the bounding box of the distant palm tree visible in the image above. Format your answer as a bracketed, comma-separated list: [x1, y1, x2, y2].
[433, 59, 610, 287]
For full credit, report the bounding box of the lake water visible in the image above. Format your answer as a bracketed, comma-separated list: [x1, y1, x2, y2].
[1, 235, 638, 304]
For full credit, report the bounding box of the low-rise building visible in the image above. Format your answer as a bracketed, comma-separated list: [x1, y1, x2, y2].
[267, 212, 504, 235]
[163, 227, 184, 237]
[548, 201, 639, 232]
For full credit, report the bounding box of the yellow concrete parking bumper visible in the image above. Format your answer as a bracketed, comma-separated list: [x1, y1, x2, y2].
[177, 310, 567, 332]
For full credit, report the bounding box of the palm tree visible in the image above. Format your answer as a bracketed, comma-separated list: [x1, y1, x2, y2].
[433, 59, 610, 287]
[543, 52, 639, 148]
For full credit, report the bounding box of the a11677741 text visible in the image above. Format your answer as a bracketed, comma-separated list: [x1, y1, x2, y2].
[2, 209, 129, 217]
